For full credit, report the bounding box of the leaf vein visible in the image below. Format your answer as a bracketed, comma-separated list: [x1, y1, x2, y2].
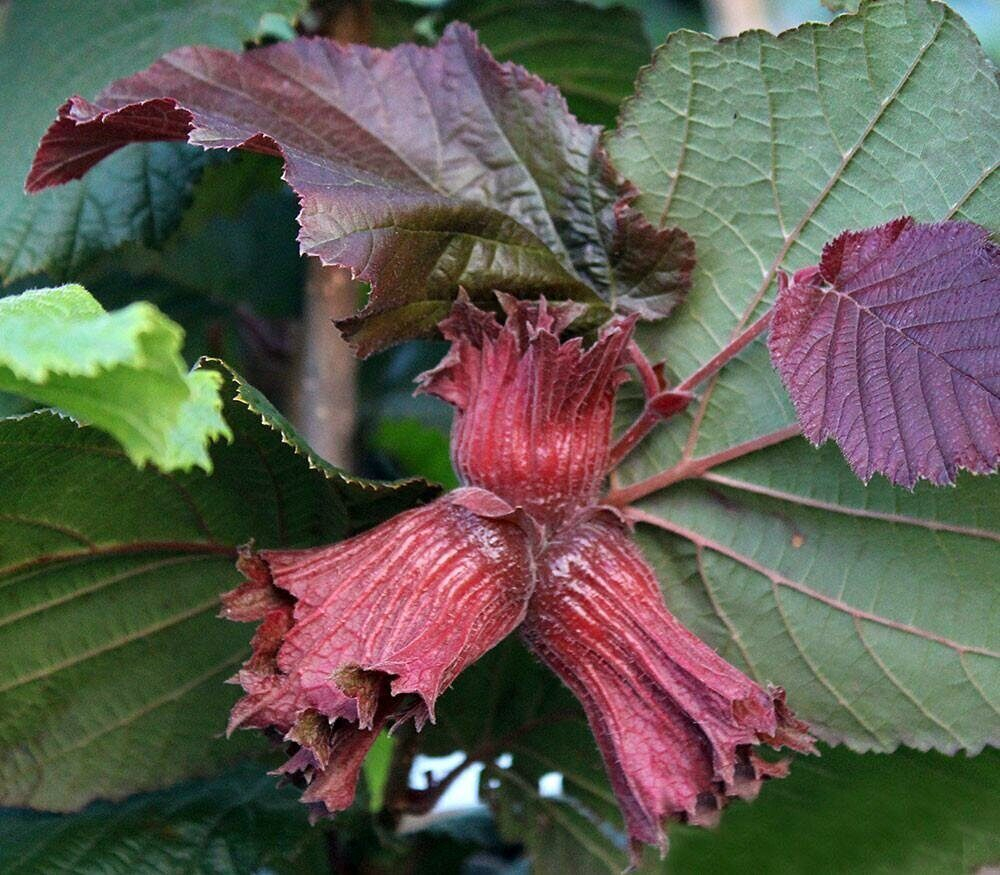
[625, 507, 999, 659]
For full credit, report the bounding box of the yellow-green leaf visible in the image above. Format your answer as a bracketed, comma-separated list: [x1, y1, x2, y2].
[0, 284, 229, 472]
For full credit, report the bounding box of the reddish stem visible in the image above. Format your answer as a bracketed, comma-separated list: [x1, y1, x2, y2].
[627, 339, 662, 398]
[674, 308, 774, 394]
[608, 342, 667, 469]
[609, 308, 776, 471]
[605, 424, 801, 506]
[608, 408, 661, 470]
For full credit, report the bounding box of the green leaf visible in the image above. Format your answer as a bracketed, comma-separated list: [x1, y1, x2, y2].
[371, 0, 435, 47]
[606, 0, 1000, 752]
[363, 732, 394, 812]
[0, 362, 434, 811]
[0, 392, 35, 418]
[582, 0, 707, 45]
[430, 639, 1000, 873]
[632, 441, 1000, 754]
[491, 773, 625, 875]
[374, 0, 666, 127]
[632, 440, 1000, 754]
[665, 746, 1000, 874]
[609, 0, 998, 463]
[440, 0, 651, 126]
[372, 418, 458, 488]
[0, 0, 307, 284]
[0, 765, 325, 874]
[148, 155, 304, 318]
[0, 284, 230, 472]
[81, 153, 305, 371]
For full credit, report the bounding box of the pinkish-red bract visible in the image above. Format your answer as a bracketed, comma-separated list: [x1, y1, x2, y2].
[223, 296, 813, 860]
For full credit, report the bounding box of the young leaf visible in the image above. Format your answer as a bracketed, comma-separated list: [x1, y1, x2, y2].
[0, 0, 307, 283]
[0, 284, 230, 473]
[0, 765, 324, 875]
[769, 218, 999, 487]
[26, 24, 693, 353]
[604, 0, 999, 753]
[0, 363, 434, 811]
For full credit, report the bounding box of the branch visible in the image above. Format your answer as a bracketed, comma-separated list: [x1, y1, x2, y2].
[288, 2, 372, 470]
[609, 309, 775, 471]
[605, 424, 801, 506]
[289, 262, 359, 469]
[382, 709, 579, 818]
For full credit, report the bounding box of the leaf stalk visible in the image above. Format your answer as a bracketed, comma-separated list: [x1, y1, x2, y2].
[609, 308, 776, 472]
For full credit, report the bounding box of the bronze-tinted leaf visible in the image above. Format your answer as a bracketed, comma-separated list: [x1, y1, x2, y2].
[27, 25, 693, 353]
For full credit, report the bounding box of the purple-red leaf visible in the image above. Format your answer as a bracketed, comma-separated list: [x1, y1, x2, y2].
[769, 218, 1000, 487]
[26, 25, 693, 354]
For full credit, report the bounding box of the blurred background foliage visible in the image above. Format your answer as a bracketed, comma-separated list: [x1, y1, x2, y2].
[0, 1, 997, 872]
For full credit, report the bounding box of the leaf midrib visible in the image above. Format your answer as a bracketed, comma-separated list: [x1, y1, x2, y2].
[627, 506, 999, 658]
[680, 11, 947, 457]
[701, 472, 1000, 541]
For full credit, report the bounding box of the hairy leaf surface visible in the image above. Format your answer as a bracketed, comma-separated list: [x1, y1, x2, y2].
[607, 0, 1000, 753]
[0, 364, 432, 810]
[770, 218, 999, 486]
[0, 285, 229, 472]
[609, 0, 998, 465]
[0, 0, 307, 284]
[630, 438, 999, 754]
[0, 765, 322, 875]
[27, 24, 693, 353]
